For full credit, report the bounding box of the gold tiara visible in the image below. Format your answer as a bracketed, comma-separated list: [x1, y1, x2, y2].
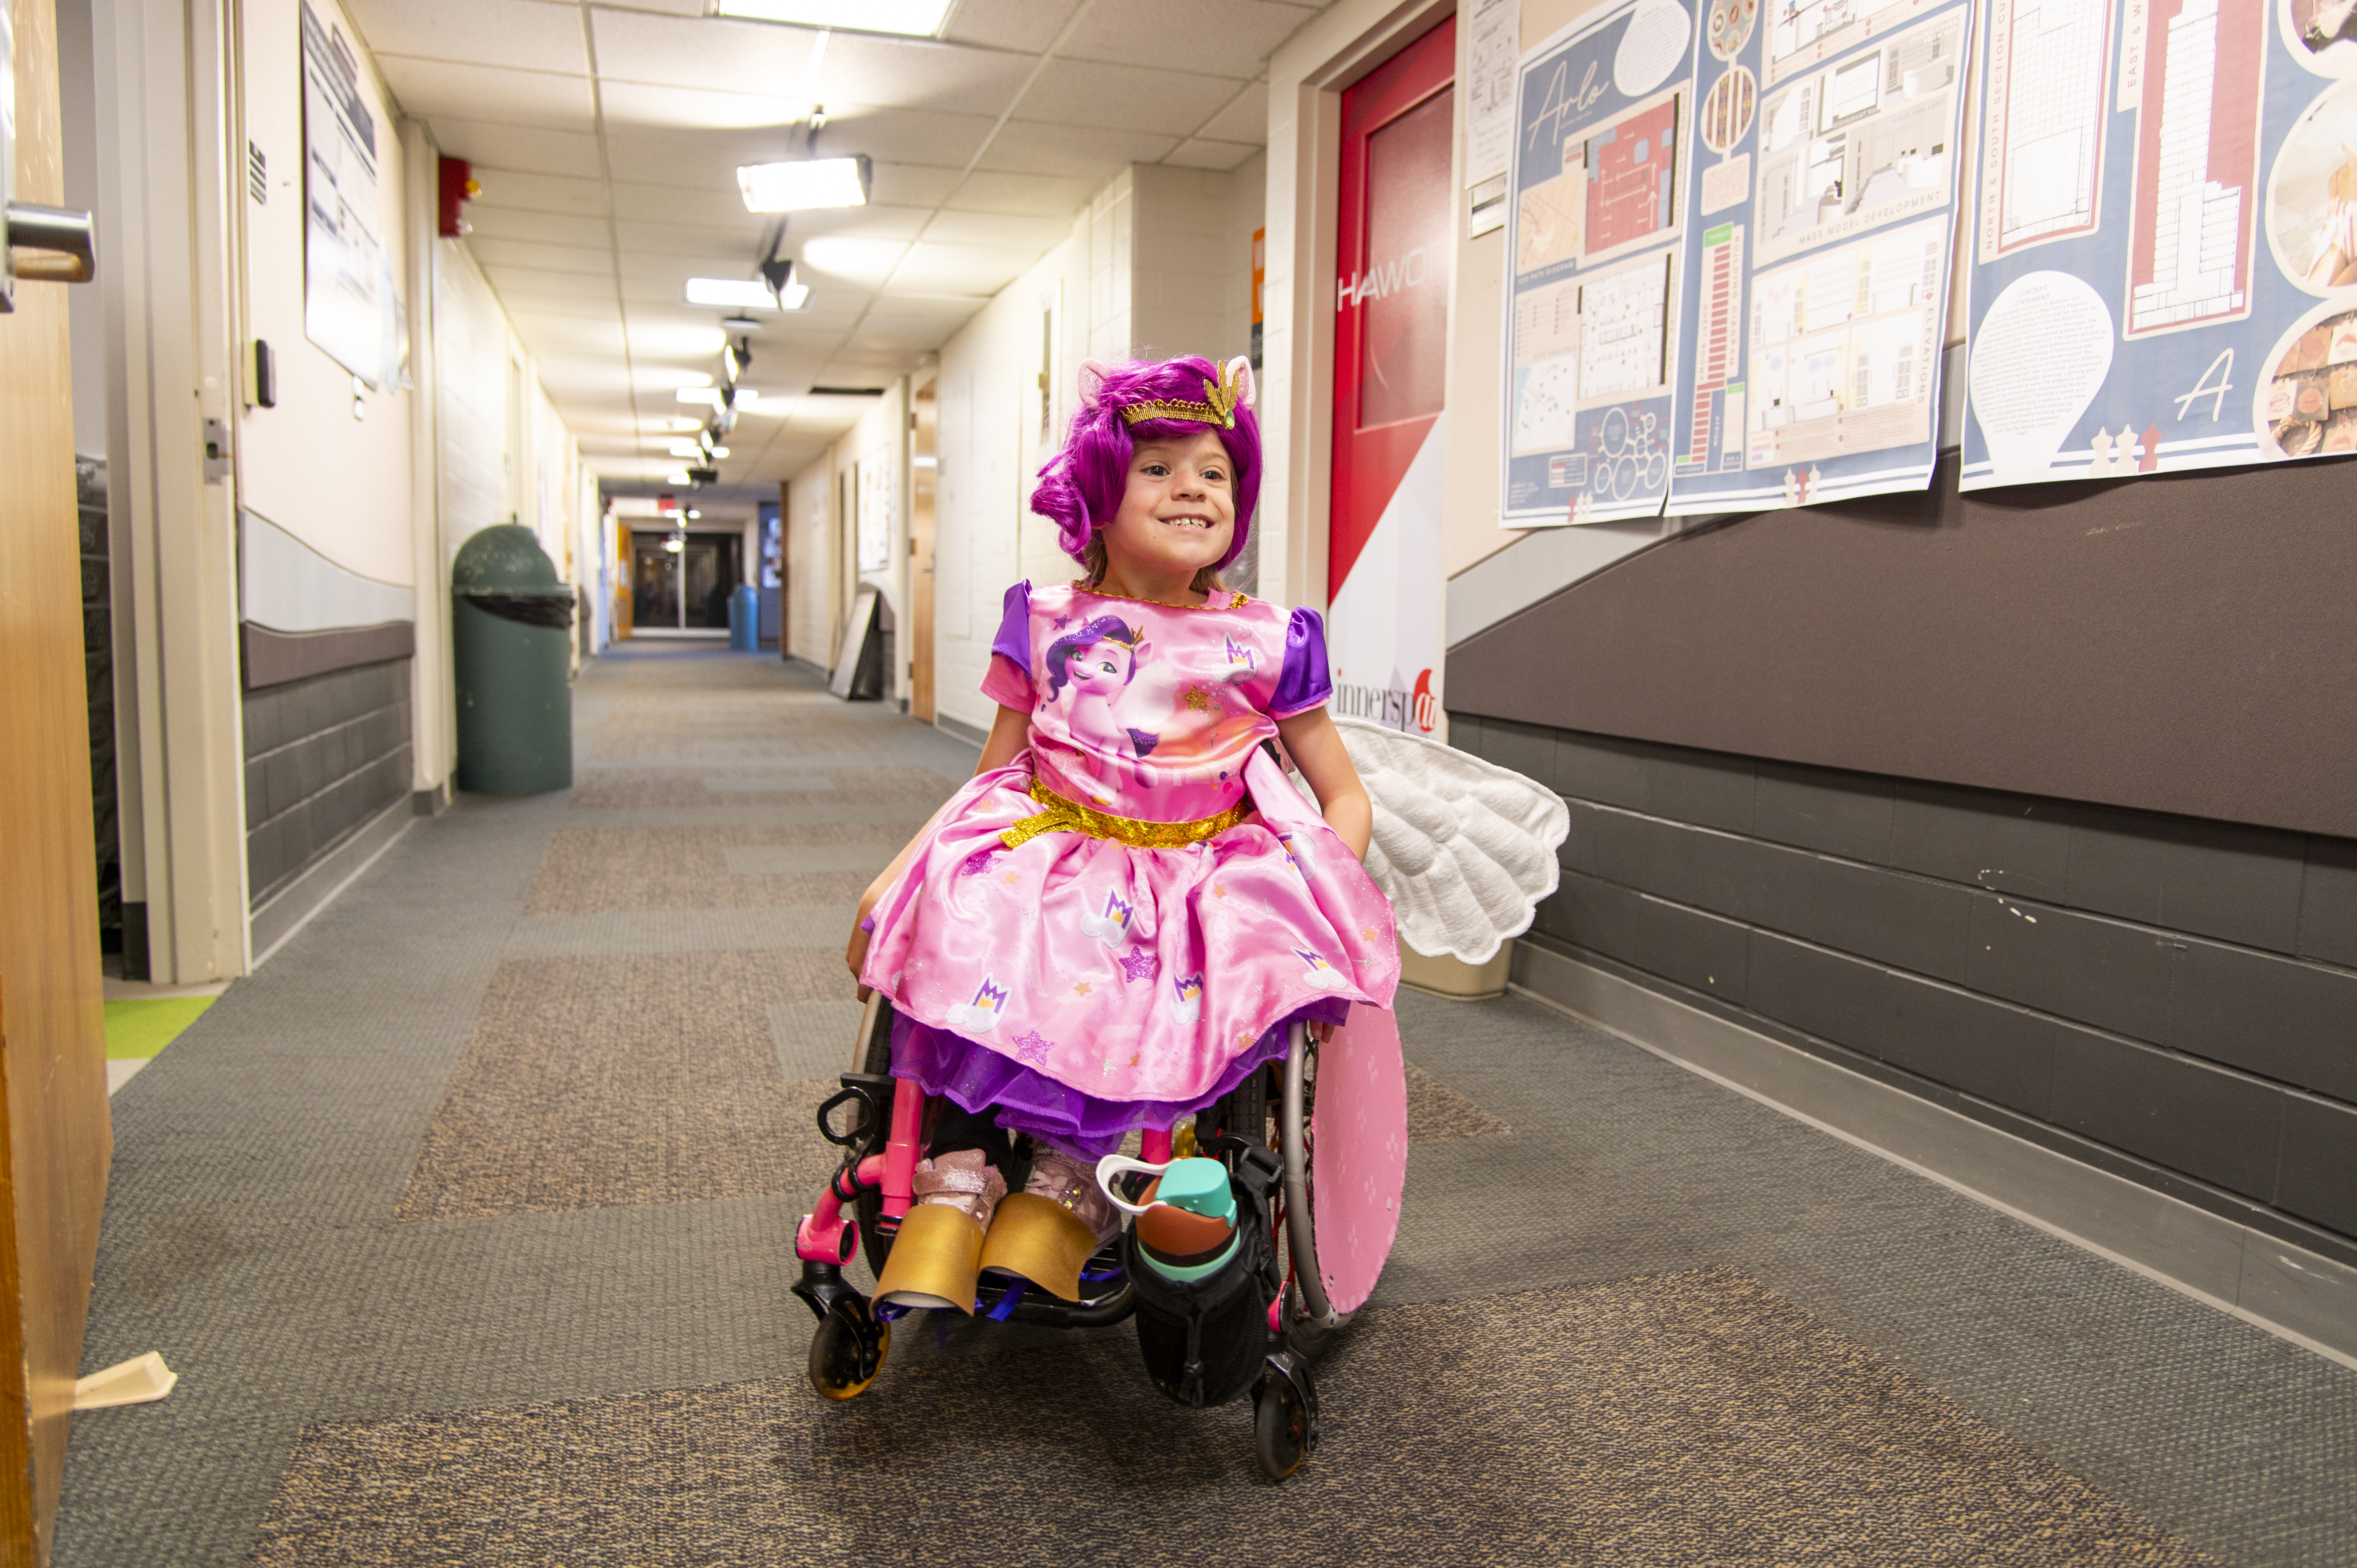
[1119, 360, 1242, 429]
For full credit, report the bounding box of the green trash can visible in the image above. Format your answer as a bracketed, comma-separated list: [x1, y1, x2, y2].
[452, 525, 574, 794]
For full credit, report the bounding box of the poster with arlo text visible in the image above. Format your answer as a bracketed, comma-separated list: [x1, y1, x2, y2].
[1666, 0, 1978, 513]
[1961, 0, 2357, 485]
[1502, 0, 1699, 524]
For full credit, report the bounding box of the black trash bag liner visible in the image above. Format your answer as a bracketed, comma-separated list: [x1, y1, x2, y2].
[463, 592, 576, 629]
[1123, 1157, 1282, 1409]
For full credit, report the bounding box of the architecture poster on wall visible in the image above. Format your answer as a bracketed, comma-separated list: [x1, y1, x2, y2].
[1961, 0, 2356, 485]
[856, 453, 892, 572]
[300, 0, 387, 387]
[1502, 0, 1696, 524]
[1665, 0, 1975, 511]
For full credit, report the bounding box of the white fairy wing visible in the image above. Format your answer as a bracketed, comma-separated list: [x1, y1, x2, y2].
[1330, 716, 1570, 965]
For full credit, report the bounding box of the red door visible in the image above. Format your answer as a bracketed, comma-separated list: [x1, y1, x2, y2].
[1329, 18, 1455, 734]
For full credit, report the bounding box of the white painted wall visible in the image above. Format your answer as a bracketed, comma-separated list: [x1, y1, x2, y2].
[234, 0, 415, 587]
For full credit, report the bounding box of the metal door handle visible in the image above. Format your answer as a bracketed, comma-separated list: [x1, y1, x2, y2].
[5, 202, 97, 284]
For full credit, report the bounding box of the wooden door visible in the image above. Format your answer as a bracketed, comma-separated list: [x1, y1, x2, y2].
[910, 383, 936, 722]
[0, 0, 117, 1559]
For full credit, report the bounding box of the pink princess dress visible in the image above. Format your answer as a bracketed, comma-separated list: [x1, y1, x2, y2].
[858, 580, 1401, 1158]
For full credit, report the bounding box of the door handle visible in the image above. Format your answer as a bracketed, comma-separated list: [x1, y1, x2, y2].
[6, 202, 98, 286]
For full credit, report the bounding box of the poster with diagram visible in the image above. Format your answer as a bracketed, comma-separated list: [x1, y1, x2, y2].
[1960, 0, 2357, 486]
[1665, 0, 1976, 512]
[1502, 0, 1698, 523]
[300, 0, 388, 387]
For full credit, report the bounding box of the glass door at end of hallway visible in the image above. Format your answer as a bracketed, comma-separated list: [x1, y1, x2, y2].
[629, 531, 743, 637]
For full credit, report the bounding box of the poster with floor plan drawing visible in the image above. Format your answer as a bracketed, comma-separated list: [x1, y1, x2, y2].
[1502, 0, 1697, 524]
[1666, 0, 1975, 512]
[1962, 0, 2357, 485]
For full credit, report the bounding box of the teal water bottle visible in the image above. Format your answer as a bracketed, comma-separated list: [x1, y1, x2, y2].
[1131, 1157, 1240, 1281]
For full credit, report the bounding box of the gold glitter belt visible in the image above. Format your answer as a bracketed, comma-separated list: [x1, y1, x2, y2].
[1000, 779, 1254, 851]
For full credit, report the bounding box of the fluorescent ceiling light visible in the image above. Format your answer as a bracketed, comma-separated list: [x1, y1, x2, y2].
[735, 389, 761, 406]
[669, 441, 702, 458]
[712, 0, 951, 37]
[710, 447, 730, 458]
[737, 156, 871, 213]
[684, 277, 778, 311]
[676, 387, 724, 406]
[778, 281, 811, 310]
[666, 470, 692, 483]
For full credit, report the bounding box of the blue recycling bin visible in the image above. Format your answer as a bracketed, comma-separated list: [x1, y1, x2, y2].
[729, 582, 759, 651]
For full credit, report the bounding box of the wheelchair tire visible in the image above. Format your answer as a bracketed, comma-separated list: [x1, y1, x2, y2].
[1254, 1374, 1309, 1481]
[808, 1301, 891, 1401]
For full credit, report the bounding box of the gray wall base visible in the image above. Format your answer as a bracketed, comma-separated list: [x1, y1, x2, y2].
[1510, 941, 2357, 1371]
[250, 799, 412, 967]
[412, 780, 451, 817]
[932, 712, 988, 750]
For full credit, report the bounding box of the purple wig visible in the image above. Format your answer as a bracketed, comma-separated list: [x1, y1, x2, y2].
[1030, 355, 1262, 570]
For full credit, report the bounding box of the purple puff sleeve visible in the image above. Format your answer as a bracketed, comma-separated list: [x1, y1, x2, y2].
[1270, 606, 1333, 718]
[980, 580, 1035, 709]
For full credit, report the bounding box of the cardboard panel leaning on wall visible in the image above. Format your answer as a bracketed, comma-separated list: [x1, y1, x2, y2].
[235, 0, 413, 588]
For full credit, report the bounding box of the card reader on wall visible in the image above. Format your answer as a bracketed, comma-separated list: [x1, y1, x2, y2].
[253, 339, 276, 409]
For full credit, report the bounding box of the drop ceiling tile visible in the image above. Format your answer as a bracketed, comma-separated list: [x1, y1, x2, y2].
[463, 168, 612, 216]
[917, 208, 1068, 248]
[766, 203, 935, 242]
[975, 119, 1176, 179]
[810, 33, 1039, 115]
[1061, 0, 1316, 78]
[428, 119, 605, 179]
[790, 103, 998, 167]
[378, 57, 596, 131]
[942, 0, 1085, 52]
[606, 183, 757, 227]
[612, 219, 769, 260]
[625, 318, 733, 357]
[945, 169, 1101, 215]
[341, 0, 591, 71]
[1192, 78, 1268, 145]
[868, 162, 965, 207]
[463, 206, 614, 248]
[795, 234, 914, 287]
[598, 79, 815, 133]
[510, 312, 628, 353]
[480, 265, 620, 308]
[1020, 59, 1240, 136]
[1161, 137, 1262, 171]
[887, 240, 1039, 295]
[589, 10, 820, 96]
[465, 236, 615, 276]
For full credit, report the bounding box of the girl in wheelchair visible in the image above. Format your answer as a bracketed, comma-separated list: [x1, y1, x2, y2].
[839, 353, 1398, 1323]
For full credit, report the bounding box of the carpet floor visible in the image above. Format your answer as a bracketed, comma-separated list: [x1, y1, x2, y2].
[51, 646, 2356, 1567]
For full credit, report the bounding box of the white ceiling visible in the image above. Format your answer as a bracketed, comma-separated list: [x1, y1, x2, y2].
[338, 0, 1322, 495]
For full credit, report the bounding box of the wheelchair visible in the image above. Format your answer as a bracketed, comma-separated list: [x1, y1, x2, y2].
[790, 990, 1408, 1482]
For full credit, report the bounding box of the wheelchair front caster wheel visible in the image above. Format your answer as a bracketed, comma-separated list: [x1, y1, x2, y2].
[1254, 1376, 1309, 1479]
[807, 1298, 890, 1401]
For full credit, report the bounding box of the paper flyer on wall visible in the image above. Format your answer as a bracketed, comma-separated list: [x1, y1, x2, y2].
[1500, 0, 1697, 524]
[300, 0, 387, 388]
[1960, 0, 2357, 487]
[1664, 0, 1976, 514]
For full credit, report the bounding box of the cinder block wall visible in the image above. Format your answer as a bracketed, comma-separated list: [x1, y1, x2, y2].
[243, 659, 413, 909]
[1451, 713, 2357, 1266]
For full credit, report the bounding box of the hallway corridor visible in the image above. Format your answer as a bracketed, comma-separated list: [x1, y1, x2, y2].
[54, 649, 2355, 1566]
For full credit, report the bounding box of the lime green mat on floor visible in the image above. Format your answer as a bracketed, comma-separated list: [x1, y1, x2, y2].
[104, 998, 216, 1061]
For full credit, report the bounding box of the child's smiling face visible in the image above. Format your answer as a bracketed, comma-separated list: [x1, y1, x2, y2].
[1101, 430, 1236, 583]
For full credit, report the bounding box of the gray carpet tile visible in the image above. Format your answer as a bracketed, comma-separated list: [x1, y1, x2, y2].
[524, 825, 888, 916]
[1402, 1058, 1510, 1141]
[247, 1270, 2216, 1568]
[568, 770, 960, 811]
[769, 1000, 868, 1082]
[51, 646, 2357, 1568]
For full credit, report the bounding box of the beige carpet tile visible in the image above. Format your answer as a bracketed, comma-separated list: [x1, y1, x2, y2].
[394, 952, 851, 1222]
[1403, 1060, 1510, 1142]
[524, 825, 903, 915]
[247, 1267, 2217, 1567]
